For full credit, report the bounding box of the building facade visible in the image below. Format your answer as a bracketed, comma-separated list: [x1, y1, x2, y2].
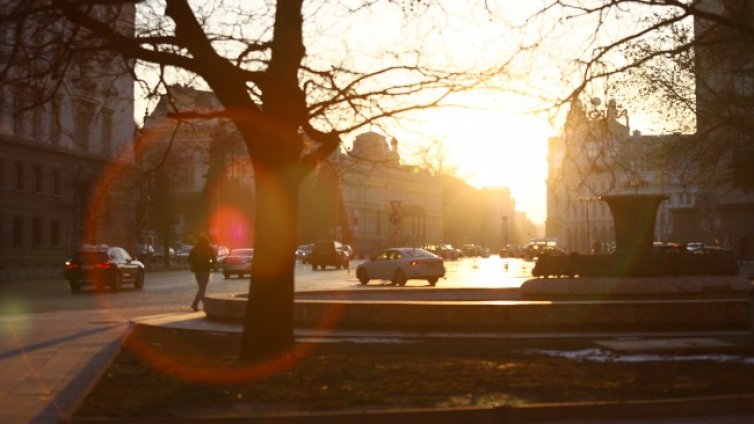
[300, 132, 444, 256]
[142, 88, 528, 256]
[0, 4, 136, 279]
[689, 0, 754, 251]
[546, 100, 702, 253]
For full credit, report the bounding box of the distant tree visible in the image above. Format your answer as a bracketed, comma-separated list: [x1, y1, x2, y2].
[1, 0, 507, 361]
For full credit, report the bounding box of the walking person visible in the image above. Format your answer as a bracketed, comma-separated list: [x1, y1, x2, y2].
[189, 234, 216, 312]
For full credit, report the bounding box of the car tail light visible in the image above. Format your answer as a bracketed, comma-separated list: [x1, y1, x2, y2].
[95, 262, 114, 270]
[65, 261, 79, 270]
[409, 260, 424, 266]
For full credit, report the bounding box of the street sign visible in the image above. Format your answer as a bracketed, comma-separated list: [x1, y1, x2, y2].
[389, 200, 401, 212]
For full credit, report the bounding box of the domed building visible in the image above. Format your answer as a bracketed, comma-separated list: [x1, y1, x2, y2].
[298, 131, 443, 256]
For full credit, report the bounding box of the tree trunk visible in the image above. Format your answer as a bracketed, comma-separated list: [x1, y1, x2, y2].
[241, 164, 300, 361]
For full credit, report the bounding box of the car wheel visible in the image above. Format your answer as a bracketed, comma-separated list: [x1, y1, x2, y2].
[428, 277, 438, 286]
[312, 264, 317, 271]
[224, 272, 230, 279]
[392, 269, 407, 286]
[112, 273, 122, 291]
[134, 271, 145, 290]
[69, 279, 81, 293]
[357, 268, 369, 285]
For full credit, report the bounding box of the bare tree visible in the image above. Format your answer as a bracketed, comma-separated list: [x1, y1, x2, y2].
[525, 0, 754, 189]
[1, 0, 507, 361]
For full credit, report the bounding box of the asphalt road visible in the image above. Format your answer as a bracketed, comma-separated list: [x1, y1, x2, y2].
[0, 256, 533, 317]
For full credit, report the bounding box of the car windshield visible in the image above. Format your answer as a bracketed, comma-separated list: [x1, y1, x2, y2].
[231, 249, 254, 256]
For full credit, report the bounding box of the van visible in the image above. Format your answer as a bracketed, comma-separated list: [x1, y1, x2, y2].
[310, 240, 350, 270]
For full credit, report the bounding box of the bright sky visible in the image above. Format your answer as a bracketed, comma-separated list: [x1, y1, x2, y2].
[381, 102, 554, 225]
[136, 1, 634, 226]
[313, 1, 561, 224]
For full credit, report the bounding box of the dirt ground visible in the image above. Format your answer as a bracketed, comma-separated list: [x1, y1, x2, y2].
[74, 329, 754, 418]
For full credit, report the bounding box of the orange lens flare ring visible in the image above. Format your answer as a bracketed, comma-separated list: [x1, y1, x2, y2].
[78, 112, 349, 385]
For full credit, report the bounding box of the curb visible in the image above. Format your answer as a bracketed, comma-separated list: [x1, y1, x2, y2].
[70, 393, 754, 423]
[57, 324, 132, 424]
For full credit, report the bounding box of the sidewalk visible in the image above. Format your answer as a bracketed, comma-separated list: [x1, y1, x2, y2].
[0, 306, 171, 424]
[2, 292, 753, 424]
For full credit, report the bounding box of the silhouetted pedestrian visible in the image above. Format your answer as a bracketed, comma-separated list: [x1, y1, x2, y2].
[189, 234, 216, 312]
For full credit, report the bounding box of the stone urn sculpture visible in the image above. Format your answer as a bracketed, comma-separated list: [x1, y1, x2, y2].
[601, 194, 667, 257]
[532, 193, 739, 278]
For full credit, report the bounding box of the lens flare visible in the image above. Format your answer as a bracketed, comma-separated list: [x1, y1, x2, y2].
[209, 205, 253, 248]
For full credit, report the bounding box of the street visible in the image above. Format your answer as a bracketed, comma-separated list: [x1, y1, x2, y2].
[0, 255, 534, 423]
[0, 256, 532, 317]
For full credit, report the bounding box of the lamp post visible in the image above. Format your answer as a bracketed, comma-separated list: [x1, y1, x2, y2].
[389, 200, 401, 245]
[502, 215, 508, 247]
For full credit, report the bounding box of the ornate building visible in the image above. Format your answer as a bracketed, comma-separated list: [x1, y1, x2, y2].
[300, 132, 444, 256]
[143, 88, 525, 256]
[0, 4, 136, 279]
[546, 100, 699, 253]
[141, 85, 254, 248]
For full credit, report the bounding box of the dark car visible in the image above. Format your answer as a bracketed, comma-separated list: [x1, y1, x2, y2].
[223, 248, 254, 279]
[211, 244, 230, 271]
[310, 240, 350, 270]
[64, 245, 144, 293]
[296, 244, 313, 264]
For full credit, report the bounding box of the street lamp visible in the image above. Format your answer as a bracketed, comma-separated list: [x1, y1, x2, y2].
[502, 215, 508, 247]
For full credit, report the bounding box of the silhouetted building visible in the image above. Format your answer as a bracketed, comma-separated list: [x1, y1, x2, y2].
[546, 100, 697, 253]
[684, 0, 754, 247]
[300, 132, 443, 256]
[141, 85, 254, 248]
[0, 4, 135, 279]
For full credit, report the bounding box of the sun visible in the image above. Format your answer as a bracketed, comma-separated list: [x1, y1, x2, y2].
[395, 93, 555, 224]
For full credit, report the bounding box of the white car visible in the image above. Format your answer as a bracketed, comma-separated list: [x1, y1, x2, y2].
[222, 248, 254, 278]
[356, 247, 445, 286]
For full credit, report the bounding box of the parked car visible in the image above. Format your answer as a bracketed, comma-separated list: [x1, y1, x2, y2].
[440, 244, 460, 260]
[211, 244, 230, 271]
[356, 247, 445, 286]
[310, 240, 350, 270]
[296, 244, 313, 264]
[64, 245, 144, 293]
[223, 248, 254, 278]
[135, 244, 154, 261]
[174, 244, 193, 264]
[152, 245, 175, 262]
[461, 244, 488, 257]
[653, 241, 687, 254]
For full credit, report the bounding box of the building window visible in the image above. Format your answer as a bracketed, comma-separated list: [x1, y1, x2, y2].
[13, 216, 23, 246]
[14, 162, 24, 191]
[102, 109, 113, 156]
[51, 219, 60, 246]
[52, 169, 61, 195]
[50, 95, 62, 145]
[733, 64, 754, 98]
[32, 89, 45, 142]
[33, 165, 43, 193]
[13, 85, 28, 138]
[32, 217, 42, 246]
[74, 100, 95, 152]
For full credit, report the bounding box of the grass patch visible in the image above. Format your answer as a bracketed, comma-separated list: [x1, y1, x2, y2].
[75, 329, 754, 418]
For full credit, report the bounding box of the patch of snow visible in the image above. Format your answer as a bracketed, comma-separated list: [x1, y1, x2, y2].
[298, 337, 416, 344]
[523, 348, 754, 365]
